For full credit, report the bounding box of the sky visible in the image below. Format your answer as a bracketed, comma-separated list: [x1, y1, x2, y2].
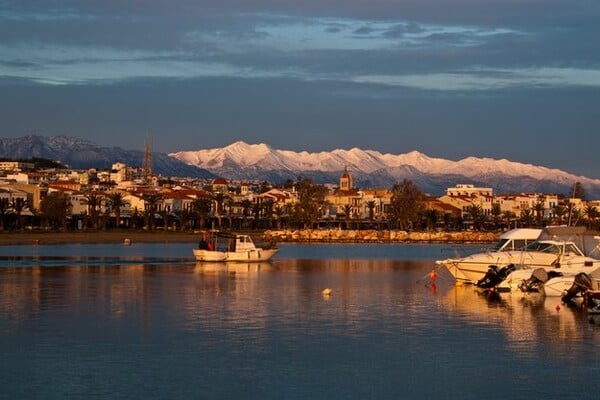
[1, 0, 600, 178]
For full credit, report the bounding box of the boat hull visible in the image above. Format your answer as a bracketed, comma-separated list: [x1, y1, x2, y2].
[193, 248, 278, 262]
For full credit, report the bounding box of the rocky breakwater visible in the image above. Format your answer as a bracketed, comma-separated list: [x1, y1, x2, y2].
[263, 229, 499, 243]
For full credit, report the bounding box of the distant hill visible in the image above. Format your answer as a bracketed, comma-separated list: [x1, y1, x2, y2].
[0, 135, 213, 178]
[170, 141, 600, 198]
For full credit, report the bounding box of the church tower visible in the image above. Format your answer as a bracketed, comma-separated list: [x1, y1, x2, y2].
[339, 166, 353, 191]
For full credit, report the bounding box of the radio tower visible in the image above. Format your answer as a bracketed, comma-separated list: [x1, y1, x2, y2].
[142, 136, 153, 184]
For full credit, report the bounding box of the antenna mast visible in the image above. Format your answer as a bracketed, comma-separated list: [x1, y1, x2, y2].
[142, 136, 153, 183]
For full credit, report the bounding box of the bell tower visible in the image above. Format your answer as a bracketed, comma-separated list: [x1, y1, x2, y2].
[340, 165, 353, 191]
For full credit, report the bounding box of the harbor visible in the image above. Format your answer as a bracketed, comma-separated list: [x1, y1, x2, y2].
[1, 242, 599, 399]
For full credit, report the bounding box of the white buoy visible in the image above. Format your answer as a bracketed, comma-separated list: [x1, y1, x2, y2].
[123, 238, 131, 246]
[322, 288, 332, 296]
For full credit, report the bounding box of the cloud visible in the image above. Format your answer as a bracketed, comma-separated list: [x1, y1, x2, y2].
[2, 8, 554, 90]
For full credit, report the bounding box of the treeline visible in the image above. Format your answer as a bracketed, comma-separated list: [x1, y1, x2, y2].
[0, 157, 66, 169]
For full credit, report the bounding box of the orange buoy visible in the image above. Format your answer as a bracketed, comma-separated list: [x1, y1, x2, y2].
[555, 304, 561, 312]
[430, 271, 437, 284]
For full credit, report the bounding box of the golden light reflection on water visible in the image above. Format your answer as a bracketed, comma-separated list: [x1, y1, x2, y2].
[439, 284, 596, 356]
[1, 259, 599, 358]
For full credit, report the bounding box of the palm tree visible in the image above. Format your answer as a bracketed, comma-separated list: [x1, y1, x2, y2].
[82, 191, 103, 230]
[343, 204, 352, 229]
[241, 199, 252, 228]
[143, 192, 163, 230]
[584, 204, 599, 229]
[519, 208, 536, 228]
[10, 197, 28, 230]
[552, 204, 567, 225]
[366, 200, 376, 222]
[262, 199, 274, 229]
[173, 209, 192, 231]
[106, 192, 128, 229]
[0, 198, 9, 231]
[273, 204, 285, 229]
[424, 209, 438, 231]
[192, 197, 212, 230]
[491, 203, 502, 229]
[251, 202, 261, 229]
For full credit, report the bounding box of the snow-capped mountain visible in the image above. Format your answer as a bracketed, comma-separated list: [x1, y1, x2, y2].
[0, 135, 213, 178]
[170, 141, 600, 197]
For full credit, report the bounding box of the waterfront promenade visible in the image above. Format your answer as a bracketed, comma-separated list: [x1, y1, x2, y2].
[0, 229, 500, 246]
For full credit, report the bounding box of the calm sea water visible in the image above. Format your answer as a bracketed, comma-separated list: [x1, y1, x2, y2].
[1, 243, 599, 399]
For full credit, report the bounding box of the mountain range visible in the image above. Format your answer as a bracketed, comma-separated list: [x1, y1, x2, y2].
[0, 135, 213, 178]
[2, 135, 599, 198]
[170, 141, 600, 198]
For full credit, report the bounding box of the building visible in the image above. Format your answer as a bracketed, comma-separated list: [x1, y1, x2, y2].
[0, 161, 35, 172]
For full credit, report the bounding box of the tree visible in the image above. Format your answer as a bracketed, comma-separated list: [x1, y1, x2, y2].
[291, 178, 328, 229]
[570, 182, 586, 201]
[424, 209, 438, 231]
[551, 204, 567, 225]
[388, 179, 424, 230]
[40, 192, 72, 230]
[11, 197, 28, 230]
[106, 192, 128, 229]
[366, 200, 376, 222]
[519, 208, 535, 228]
[192, 197, 212, 229]
[343, 204, 352, 229]
[273, 204, 285, 229]
[143, 192, 163, 230]
[534, 197, 545, 227]
[241, 199, 252, 228]
[0, 198, 9, 231]
[491, 203, 502, 229]
[503, 210, 517, 229]
[82, 191, 103, 230]
[467, 205, 485, 230]
[262, 199, 275, 229]
[583, 204, 600, 229]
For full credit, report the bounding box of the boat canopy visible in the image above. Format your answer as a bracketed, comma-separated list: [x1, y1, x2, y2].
[536, 226, 600, 258]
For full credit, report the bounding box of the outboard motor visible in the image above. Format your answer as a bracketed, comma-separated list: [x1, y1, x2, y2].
[476, 264, 516, 289]
[518, 268, 563, 293]
[561, 272, 594, 305]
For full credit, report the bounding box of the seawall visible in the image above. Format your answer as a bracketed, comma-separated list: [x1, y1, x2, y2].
[263, 229, 499, 244]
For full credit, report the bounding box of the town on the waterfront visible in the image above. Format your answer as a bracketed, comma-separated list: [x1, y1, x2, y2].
[1, 159, 598, 237]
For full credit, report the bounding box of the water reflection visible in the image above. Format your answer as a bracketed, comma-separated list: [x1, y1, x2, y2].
[2, 255, 600, 399]
[439, 284, 597, 357]
[1, 259, 598, 350]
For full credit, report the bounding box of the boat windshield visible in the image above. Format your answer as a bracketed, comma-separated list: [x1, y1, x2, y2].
[494, 239, 530, 251]
[525, 241, 560, 254]
[493, 239, 510, 251]
[564, 243, 584, 256]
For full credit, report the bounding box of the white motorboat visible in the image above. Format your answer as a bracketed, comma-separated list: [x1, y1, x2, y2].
[438, 226, 600, 284]
[495, 267, 600, 296]
[436, 228, 542, 283]
[193, 232, 279, 262]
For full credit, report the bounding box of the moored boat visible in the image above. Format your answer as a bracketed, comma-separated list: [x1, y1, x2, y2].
[438, 226, 600, 285]
[193, 231, 278, 262]
[436, 228, 542, 283]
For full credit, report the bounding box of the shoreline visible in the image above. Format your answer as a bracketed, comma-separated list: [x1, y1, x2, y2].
[0, 231, 201, 246]
[0, 229, 500, 246]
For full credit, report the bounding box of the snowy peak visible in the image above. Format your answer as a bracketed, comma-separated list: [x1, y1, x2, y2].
[169, 141, 600, 196]
[172, 141, 592, 182]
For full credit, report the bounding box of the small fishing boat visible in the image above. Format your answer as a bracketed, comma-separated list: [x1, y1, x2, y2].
[193, 231, 278, 262]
